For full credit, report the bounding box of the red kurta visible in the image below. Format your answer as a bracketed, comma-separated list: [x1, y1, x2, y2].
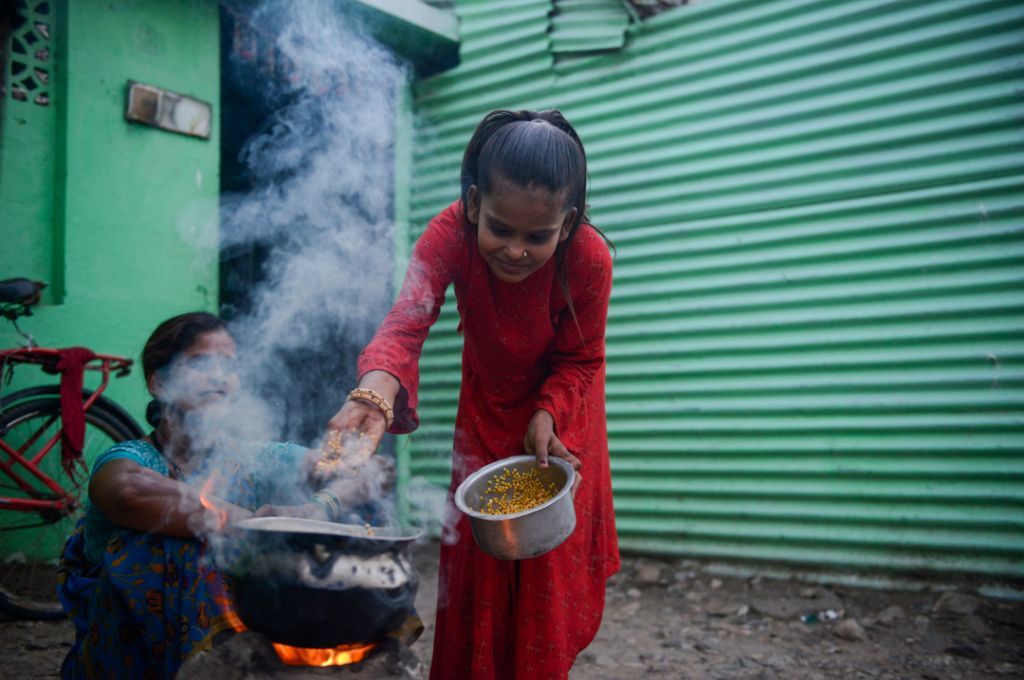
[358, 201, 620, 679]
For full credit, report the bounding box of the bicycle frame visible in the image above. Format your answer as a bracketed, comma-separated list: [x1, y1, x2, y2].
[0, 348, 134, 516]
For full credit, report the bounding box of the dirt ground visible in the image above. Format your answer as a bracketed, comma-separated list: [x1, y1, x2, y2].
[3, 541, 1022, 679]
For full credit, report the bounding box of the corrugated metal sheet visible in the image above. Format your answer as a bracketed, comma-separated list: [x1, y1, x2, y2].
[549, 0, 631, 54]
[404, 0, 1024, 577]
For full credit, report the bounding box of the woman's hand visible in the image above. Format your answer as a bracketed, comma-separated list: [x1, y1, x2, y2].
[255, 455, 395, 523]
[524, 410, 582, 493]
[252, 503, 328, 521]
[318, 456, 396, 507]
[198, 498, 254, 532]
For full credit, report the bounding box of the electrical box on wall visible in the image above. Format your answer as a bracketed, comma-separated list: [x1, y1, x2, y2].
[124, 81, 212, 139]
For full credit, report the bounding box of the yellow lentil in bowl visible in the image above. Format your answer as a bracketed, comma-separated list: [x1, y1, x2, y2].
[478, 467, 559, 515]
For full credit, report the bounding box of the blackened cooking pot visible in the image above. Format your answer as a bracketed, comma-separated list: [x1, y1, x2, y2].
[220, 517, 422, 647]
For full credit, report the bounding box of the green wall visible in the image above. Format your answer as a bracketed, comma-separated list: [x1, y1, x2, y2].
[1, 0, 220, 428]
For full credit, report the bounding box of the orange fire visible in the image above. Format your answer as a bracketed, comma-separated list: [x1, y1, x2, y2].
[223, 605, 247, 633]
[198, 476, 230, 529]
[272, 641, 377, 667]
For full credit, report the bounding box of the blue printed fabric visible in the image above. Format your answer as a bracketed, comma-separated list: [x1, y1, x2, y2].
[58, 439, 307, 679]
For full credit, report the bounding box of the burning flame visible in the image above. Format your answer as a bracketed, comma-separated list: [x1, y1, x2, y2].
[272, 642, 376, 667]
[223, 606, 247, 633]
[199, 476, 230, 530]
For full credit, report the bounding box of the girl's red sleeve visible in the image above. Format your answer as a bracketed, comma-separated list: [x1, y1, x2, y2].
[534, 228, 613, 455]
[357, 207, 461, 433]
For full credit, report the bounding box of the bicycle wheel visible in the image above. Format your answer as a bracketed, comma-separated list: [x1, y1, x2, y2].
[0, 396, 134, 619]
[0, 385, 146, 441]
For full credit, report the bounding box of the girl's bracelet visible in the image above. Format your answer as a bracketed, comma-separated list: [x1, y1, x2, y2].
[347, 388, 394, 429]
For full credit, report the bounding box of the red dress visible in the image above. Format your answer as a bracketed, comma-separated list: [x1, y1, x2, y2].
[358, 201, 620, 680]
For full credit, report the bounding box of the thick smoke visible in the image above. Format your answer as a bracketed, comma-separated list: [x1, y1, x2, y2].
[174, 0, 413, 532]
[221, 0, 405, 442]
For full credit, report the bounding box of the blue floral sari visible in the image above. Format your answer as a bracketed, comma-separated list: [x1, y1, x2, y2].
[57, 439, 306, 679]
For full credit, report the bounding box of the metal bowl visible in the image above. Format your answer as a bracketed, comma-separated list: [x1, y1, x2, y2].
[220, 517, 422, 647]
[454, 455, 576, 560]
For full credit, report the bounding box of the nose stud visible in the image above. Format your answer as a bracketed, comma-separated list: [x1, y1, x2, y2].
[522, 251, 528, 258]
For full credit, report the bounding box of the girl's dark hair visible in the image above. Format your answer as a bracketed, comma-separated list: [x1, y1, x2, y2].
[142, 312, 228, 427]
[460, 110, 612, 331]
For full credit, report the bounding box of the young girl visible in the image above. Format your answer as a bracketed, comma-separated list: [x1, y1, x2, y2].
[329, 109, 619, 679]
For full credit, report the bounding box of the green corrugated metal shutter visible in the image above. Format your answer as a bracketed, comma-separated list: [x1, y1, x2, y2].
[549, 0, 631, 54]
[405, 0, 1024, 577]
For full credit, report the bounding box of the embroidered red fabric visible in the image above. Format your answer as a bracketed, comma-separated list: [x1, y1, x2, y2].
[358, 202, 620, 679]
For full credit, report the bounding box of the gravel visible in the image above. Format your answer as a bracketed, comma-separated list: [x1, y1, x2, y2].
[3, 542, 1022, 679]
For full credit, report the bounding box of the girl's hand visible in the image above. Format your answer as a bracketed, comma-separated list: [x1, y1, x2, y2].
[325, 371, 401, 452]
[326, 400, 388, 452]
[524, 410, 582, 494]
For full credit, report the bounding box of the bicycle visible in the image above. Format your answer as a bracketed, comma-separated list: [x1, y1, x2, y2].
[0, 278, 144, 619]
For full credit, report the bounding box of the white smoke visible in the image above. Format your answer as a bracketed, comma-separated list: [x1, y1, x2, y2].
[221, 0, 406, 429]
[172, 0, 415, 533]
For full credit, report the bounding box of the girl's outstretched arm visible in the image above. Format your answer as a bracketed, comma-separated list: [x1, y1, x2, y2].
[325, 206, 463, 444]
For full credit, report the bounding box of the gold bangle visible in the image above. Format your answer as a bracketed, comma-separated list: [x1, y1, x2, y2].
[347, 388, 394, 429]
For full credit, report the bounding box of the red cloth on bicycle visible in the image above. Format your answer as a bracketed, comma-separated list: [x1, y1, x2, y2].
[56, 347, 96, 477]
[358, 202, 620, 679]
